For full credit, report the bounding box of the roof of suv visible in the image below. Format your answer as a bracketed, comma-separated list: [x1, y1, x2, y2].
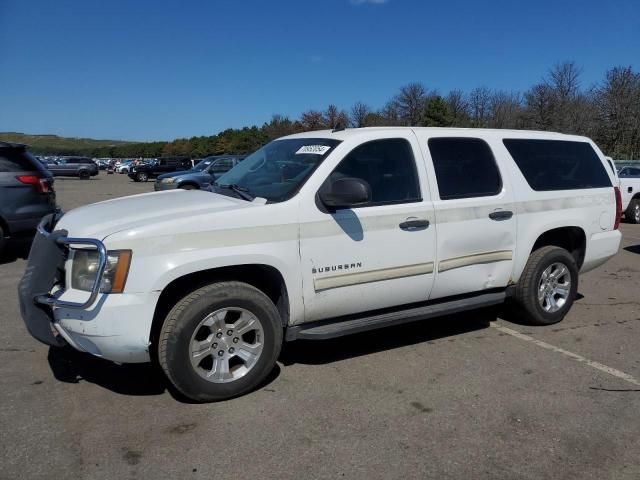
[280, 127, 589, 143]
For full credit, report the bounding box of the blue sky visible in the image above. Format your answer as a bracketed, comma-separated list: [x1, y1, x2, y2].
[1, 0, 638, 141]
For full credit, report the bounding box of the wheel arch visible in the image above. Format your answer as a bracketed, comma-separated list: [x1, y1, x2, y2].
[178, 181, 199, 189]
[530, 226, 586, 269]
[148, 263, 290, 354]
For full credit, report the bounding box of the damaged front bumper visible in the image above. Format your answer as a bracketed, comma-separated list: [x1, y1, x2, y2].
[18, 214, 154, 363]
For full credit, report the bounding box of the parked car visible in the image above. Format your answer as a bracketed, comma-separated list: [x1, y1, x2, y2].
[19, 128, 621, 402]
[0, 142, 57, 256]
[116, 160, 133, 174]
[129, 156, 192, 182]
[154, 155, 245, 191]
[46, 157, 98, 179]
[617, 164, 640, 223]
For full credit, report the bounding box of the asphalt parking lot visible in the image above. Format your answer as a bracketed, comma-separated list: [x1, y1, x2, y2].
[1, 173, 639, 480]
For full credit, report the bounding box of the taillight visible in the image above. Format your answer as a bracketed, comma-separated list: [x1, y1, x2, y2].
[16, 175, 50, 193]
[614, 186, 622, 230]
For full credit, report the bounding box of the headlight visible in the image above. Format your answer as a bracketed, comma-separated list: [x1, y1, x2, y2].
[161, 178, 175, 184]
[71, 249, 132, 293]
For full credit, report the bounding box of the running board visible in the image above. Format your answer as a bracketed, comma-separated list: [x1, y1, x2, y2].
[286, 291, 506, 341]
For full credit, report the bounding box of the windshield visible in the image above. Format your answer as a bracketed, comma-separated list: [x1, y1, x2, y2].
[193, 158, 215, 172]
[215, 138, 340, 202]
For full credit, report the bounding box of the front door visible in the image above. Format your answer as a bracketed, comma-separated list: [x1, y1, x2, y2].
[299, 134, 436, 323]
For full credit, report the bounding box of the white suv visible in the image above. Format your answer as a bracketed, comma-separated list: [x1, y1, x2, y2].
[19, 127, 622, 401]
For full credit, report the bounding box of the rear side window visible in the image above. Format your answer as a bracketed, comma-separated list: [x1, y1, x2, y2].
[325, 138, 421, 206]
[428, 138, 502, 200]
[0, 149, 44, 173]
[503, 139, 611, 191]
[620, 167, 640, 177]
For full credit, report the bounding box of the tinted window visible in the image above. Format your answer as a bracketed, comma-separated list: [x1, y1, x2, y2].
[428, 138, 502, 200]
[324, 138, 421, 205]
[0, 149, 45, 173]
[503, 140, 611, 191]
[620, 167, 640, 177]
[210, 158, 234, 173]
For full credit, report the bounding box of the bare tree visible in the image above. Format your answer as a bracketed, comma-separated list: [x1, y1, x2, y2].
[350, 101, 372, 127]
[393, 82, 427, 125]
[323, 104, 349, 129]
[300, 110, 326, 131]
[523, 83, 555, 130]
[593, 66, 640, 159]
[446, 89, 470, 126]
[469, 86, 492, 127]
[380, 100, 402, 126]
[488, 91, 523, 129]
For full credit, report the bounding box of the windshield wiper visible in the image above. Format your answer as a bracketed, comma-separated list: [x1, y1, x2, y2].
[216, 183, 254, 201]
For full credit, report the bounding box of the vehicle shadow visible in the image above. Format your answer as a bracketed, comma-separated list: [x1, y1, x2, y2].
[47, 346, 167, 396]
[279, 307, 496, 366]
[497, 293, 585, 327]
[46, 344, 281, 403]
[623, 245, 640, 255]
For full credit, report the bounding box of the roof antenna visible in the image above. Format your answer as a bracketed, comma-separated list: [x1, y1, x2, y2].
[332, 120, 346, 133]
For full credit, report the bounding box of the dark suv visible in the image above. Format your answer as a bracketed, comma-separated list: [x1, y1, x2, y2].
[154, 155, 245, 191]
[128, 157, 192, 182]
[47, 157, 99, 179]
[0, 142, 57, 255]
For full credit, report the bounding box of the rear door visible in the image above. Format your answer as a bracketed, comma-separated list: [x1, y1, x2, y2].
[417, 134, 517, 299]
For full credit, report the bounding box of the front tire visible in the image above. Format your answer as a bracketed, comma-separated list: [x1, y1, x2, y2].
[513, 246, 578, 326]
[136, 172, 149, 182]
[158, 281, 283, 402]
[626, 199, 640, 224]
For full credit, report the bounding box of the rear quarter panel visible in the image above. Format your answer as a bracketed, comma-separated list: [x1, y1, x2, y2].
[495, 135, 618, 282]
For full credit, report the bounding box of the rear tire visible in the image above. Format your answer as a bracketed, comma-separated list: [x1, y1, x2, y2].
[512, 246, 578, 326]
[158, 281, 282, 402]
[136, 172, 149, 182]
[626, 199, 640, 224]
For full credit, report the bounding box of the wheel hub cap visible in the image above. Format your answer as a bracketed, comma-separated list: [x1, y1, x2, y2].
[188, 307, 264, 383]
[538, 262, 571, 313]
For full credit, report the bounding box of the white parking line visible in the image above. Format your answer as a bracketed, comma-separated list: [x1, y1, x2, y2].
[491, 323, 640, 387]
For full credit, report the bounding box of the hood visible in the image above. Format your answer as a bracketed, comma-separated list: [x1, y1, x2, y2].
[55, 190, 254, 239]
[156, 169, 193, 180]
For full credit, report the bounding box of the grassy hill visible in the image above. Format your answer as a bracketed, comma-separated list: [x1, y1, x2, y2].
[0, 132, 133, 155]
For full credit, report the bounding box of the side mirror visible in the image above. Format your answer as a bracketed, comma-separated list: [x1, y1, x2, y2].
[319, 177, 371, 210]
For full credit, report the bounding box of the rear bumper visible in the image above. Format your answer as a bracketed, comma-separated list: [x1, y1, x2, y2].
[581, 229, 622, 273]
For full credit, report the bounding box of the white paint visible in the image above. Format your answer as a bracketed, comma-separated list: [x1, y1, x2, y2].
[44, 127, 622, 363]
[491, 324, 640, 387]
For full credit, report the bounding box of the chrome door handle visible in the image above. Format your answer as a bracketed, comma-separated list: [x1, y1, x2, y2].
[488, 210, 513, 221]
[399, 218, 429, 231]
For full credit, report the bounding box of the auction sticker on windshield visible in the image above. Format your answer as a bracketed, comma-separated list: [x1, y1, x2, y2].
[296, 145, 331, 155]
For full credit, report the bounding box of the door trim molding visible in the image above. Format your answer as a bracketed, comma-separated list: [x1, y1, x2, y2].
[314, 262, 434, 292]
[438, 250, 513, 273]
